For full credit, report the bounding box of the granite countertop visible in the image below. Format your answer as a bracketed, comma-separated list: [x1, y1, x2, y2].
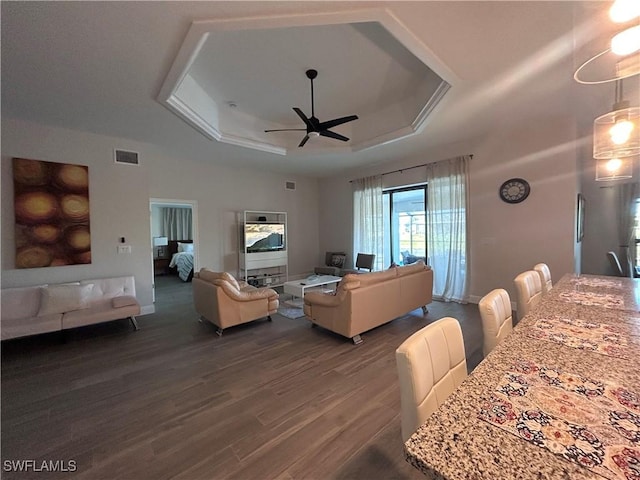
[404, 274, 640, 480]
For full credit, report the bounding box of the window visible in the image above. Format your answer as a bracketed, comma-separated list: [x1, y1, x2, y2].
[383, 185, 427, 267]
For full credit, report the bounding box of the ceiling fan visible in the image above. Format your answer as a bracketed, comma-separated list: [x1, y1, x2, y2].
[264, 69, 359, 147]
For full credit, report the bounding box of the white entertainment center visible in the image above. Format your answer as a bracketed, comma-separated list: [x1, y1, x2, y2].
[238, 210, 288, 288]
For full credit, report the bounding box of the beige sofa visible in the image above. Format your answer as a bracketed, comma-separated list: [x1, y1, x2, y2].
[1, 276, 140, 340]
[303, 261, 433, 344]
[192, 268, 279, 335]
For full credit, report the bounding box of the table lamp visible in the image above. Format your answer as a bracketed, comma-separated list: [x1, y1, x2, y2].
[153, 236, 168, 258]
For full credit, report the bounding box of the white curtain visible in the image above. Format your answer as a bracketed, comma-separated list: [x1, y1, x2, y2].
[162, 207, 192, 240]
[426, 155, 470, 302]
[353, 175, 384, 271]
[617, 182, 639, 278]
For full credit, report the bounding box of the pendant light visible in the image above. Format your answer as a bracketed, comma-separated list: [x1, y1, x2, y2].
[595, 157, 634, 181]
[593, 79, 640, 160]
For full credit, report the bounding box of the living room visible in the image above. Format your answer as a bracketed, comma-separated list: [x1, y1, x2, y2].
[2, 1, 639, 478]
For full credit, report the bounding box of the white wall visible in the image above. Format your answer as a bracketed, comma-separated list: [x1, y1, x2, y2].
[318, 116, 579, 303]
[1, 118, 320, 311]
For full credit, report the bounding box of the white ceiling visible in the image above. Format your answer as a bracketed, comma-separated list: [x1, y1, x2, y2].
[2, 1, 638, 177]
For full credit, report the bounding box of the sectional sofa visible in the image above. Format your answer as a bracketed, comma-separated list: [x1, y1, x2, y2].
[303, 261, 433, 344]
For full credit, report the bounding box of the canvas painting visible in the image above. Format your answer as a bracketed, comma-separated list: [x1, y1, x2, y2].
[13, 158, 91, 268]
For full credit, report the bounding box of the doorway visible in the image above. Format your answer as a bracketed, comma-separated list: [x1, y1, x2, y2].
[149, 198, 199, 304]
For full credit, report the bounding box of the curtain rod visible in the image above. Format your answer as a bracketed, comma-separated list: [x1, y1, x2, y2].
[349, 154, 473, 183]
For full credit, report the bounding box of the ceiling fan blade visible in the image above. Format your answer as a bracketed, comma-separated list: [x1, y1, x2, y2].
[298, 135, 310, 148]
[293, 108, 312, 128]
[319, 130, 349, 142]
[318, 115, 359, 131]
[264, 128, 307, 132]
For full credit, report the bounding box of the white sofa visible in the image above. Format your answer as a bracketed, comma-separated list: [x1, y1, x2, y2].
[1, 276, 140, 340]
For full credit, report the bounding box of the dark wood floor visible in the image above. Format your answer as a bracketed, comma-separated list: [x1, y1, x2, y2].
[1, 275, 484, 480]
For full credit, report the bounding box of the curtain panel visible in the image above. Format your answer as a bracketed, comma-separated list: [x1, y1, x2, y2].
[352, 175, 384, 271]
[161, 207, 193, 241]
[617, 182, 640, 277]
[426, 155, 470, 302]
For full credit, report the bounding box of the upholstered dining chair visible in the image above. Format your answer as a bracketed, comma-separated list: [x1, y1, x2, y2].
[342, 253, 376, 274]
[533, 263, 553, 294]
[395, 316, 467, 442]
[607, 251, 624, 277]
[478, 289, 513, 357]
[514, 270, 543, 322]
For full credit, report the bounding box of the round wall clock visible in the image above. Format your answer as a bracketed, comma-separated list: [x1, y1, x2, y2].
[499, 178, 530, 204]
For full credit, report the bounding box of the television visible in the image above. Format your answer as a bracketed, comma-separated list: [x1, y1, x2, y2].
[245, 223, 285, 253]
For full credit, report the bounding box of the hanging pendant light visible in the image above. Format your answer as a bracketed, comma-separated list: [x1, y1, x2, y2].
[593, 79, 640, 159]
[595, 157, 634, 181]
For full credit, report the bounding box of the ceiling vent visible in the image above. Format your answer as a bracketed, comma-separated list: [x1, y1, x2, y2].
[285, 181, 296, 191]
[114, 149, 139, 166]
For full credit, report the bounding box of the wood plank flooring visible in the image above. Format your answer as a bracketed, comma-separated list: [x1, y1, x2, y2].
[1, 275, 484, 479]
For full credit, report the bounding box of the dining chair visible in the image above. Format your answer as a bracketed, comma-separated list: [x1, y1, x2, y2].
[533, 263, 553, 294]
[342, 253, 376, 274]
[478, 288, 513, 357]
[514, 270, 543, 322]
[607, 251, 624, 277]
[395, 316, 467, 442]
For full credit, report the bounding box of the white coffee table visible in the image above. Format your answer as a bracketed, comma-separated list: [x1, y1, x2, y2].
[283, 275, 342, 299]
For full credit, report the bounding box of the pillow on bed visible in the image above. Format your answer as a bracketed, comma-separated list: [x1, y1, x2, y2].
[177, 242, 193, 253]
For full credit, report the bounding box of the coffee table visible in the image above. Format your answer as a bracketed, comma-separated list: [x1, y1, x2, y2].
[283, 275, 342, 299]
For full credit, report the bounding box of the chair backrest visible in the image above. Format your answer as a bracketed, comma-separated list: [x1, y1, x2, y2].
[395, 316, 467, 442]
[607, 251, 624, 277]
[533, 263, 553, 294]
[478, 289, 513, 357]
[324, 251, 347, 267]
[514, 270, 542, 321]
[355, 253, 375, 271]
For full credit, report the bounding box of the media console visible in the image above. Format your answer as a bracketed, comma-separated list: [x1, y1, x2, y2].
[238, 211, 288, 287]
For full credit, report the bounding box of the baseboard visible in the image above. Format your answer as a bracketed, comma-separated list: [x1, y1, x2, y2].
[467, 295, 481, 304]
[140, 305, 155, 315]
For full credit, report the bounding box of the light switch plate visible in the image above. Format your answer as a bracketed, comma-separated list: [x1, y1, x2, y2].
[117, 245, 132, 254]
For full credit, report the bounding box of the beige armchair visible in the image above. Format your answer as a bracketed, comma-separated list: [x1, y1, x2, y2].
[192, 268, 279, 336]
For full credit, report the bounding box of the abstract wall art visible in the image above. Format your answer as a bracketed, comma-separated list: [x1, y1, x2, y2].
[13, 157, 91, 268]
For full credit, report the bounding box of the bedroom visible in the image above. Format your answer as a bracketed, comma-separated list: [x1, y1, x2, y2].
[150, 201, 196, 301]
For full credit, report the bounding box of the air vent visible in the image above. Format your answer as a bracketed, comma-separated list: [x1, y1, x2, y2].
[285, 181, 296, 191]
[114, 149, 139, 166]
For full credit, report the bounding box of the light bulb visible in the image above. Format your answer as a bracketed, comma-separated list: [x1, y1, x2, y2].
[606, 158, 623, 172]
[610, 119, 634, 145]
[610, 0, 640, 23]
[611, 25, 640, 56]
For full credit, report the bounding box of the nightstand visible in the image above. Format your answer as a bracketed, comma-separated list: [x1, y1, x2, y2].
[154, 258, 170, 276]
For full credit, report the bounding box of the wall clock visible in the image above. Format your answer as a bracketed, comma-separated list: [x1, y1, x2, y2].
[499, 178, 530, 204]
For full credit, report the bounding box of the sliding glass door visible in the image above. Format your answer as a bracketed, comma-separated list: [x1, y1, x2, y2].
[383, 185, 427, 267]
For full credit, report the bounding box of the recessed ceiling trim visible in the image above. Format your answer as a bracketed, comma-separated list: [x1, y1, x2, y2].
[166, 94, 218, 141]
[157, 8, 454, 155]
[411, 81, 452, 131]
[218, 133, 286, 156]
[353, 126, 416, 153]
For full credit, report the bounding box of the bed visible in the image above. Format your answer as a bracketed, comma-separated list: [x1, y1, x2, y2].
[168, 240, 194, 282]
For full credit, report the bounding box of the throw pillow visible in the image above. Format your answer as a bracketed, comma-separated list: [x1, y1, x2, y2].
[38, 283, 93, 316]
[331, 254, 346, 268]
[182, 243, 194, 253]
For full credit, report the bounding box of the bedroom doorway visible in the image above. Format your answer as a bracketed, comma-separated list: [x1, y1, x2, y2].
[149, 198, 199, 304]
